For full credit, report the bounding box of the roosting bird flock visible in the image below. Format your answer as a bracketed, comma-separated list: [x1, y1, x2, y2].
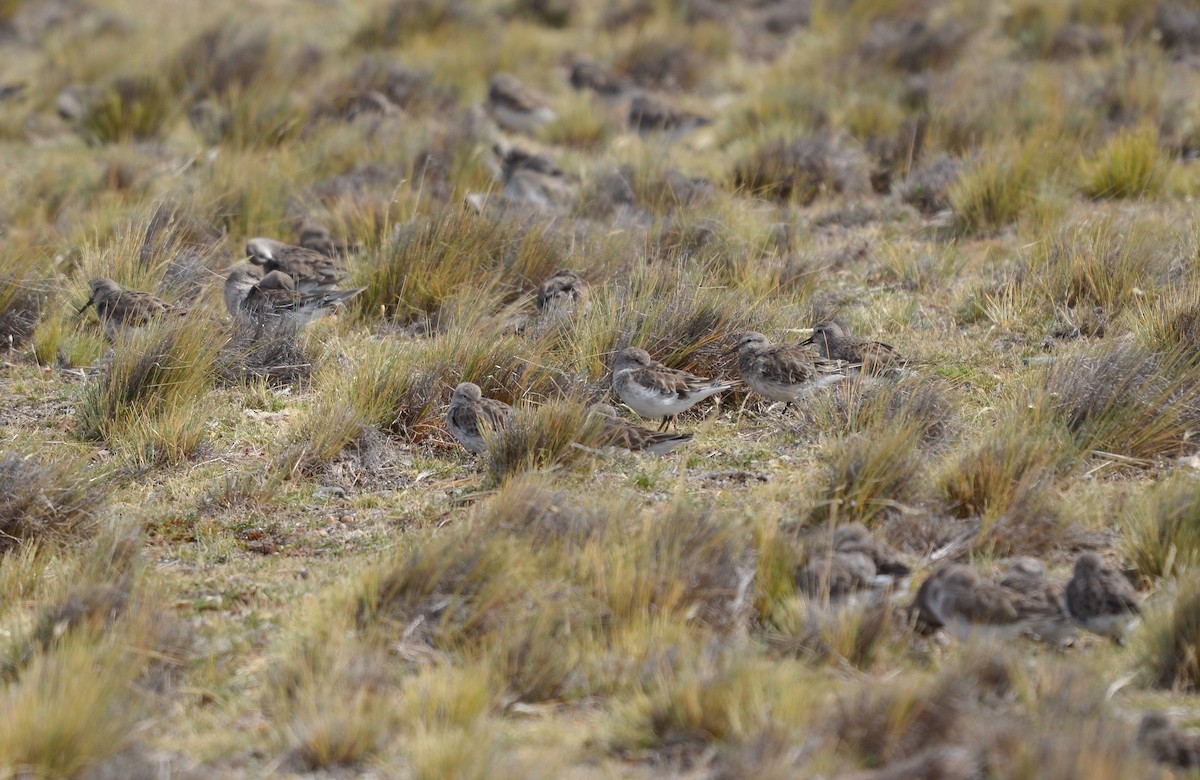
[77, 244, 1147, 655]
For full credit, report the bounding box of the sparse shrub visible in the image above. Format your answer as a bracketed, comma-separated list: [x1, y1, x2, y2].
[0, 450, 108, 554]
[1138, 581, 1200, 692]
[900, 154, 960, 213]
[615, 34, 708, 91]
[216, 320, 318, 388]
[812, 425, 924, 527]
[78, 75, 175, 144]
[1123, 474, 1200, 580]
[949, 142, 1041, 234]
[765, 600, 893, 669]
[858, 14, 971, 72]
[194, 88, 309, 149]
[488, 598, 582, 704]
[1080, 125, 1164, 199]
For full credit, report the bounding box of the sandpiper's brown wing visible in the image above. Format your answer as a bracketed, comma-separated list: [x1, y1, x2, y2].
[952, 581, 1021, 625]
[100, 289, 169, 326]
[476, 397, 514, 433]
[595, 415, 691, 452]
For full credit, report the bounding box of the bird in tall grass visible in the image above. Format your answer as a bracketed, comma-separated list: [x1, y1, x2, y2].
[445, 382, 514, 455]
[78, 278, 176, 339]
[803, 321, 904, 375]
[486, 73, 556, 134]
[224, 267, 363, 327]
[245, 237, 346, 292]
[586, 403, 692, 456]
[1065, 552, 1141, 644]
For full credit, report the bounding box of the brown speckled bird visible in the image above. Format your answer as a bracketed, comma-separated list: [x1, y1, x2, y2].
[1065, 552, 1141, 644]
[245, 237, 347, 292]
[729, 332, 847, 406]
[445, 382, 514, 455]
[586, 403, 692, 456]
[78, 278, 175, 338]
[612, 347, 736, 431]
[804, 321, 904, 375]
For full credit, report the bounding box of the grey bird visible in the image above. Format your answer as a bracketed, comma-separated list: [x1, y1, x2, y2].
[586, 403, 693, 456]
[224, 267, 364, 327]
[914, 564, 1028, 641]
[1064, 552, 1141, 644]
[299, 225, 358, 259]
[998, 557, 1075, 644]
[486, 73, 556, 134]
[1138, 711, 1200, 769]
[245, 237, 347, 292]
[797, 523, 908, 603]
[536, 269, 587, 316]
[802, 321, 904, 375]
[628, 93, 711, 136]
[831, 523, 911, 579]
[612, 347, 736, 431]
[78, 278, 175, 339]
[728, 331, 847, 406]
[445, 382, 514, 455]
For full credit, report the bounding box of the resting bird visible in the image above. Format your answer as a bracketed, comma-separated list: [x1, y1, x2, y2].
[586, 403, 692, 456]
[445, 382, 514, 455]
[728, 332, 847, 406]
[1064, 552, 1141, 644]
[223, 267, 363, 327]
[536, 269, 587, 316]
[78, 278, 176, 339]
[803, 321, 903, 375]
[245, 237, 346, 292]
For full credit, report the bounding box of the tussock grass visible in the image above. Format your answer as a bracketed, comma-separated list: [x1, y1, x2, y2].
[0, 450, 109, 554]
[1036, 341, 1200, 461]
[216, 320, 319, 388]
[1023, 217, 1172, 312]
[949, 141, 1043, 234]
[1123, 474, 1200, 580]
[1080, 124, 1164, 199]
[355, 210, 567, 326]
[1137, 580, 1200, 692]
[812, 423, 925, 527]
[78, 74, 176, 144]
[805, 376, 958, 448]
[582, 500, 754, 632]
[354, 528, 531, 652]
[486, 398, 597, 484]
[766, 599, 894, 669]
[76, 321, 220, 463]
[733, 134, 867, 204]
[0, 248, 51, 349]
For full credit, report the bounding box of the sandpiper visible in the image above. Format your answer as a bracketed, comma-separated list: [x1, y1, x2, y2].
[245, 237, 347, 292]
[804, 321, 903, 375]
[445, 382, 514, 455]
[1138, 712, 1200, 769]
[796, 548, 876, 601]
[486, 73, 556, 134]
[611, 347, 735, 431]
[998, 557, 1075, 644]
[1064, 552, 1141, 644]
[299, 225, 357, 259]
[729, 331, 847, 406]
[568, 59, 628, 97]
[536, 269, 587, 316]
[628, 93, 711, 136]
[79, 278, 175, 339]
[586, 403, 692, 456]
[831, 523, 911, 579]
[224, 267, 363, 327]
[915, 564, 1027, 641]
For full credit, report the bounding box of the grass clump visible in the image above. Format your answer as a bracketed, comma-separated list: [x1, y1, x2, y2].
[733, 134, 867, 204]
[1123, 474, 1200, 580]
[1138, 581, 1200, 692]
[0, 451, 108, 555]
[813, 424, 924, 527]
[75, 321, 220, 464]
[78, 75, 176, 144]
[1079, 125, 1164, 199]
[949, 141, 1042, 234]
[486, 399, 597, 485]
[1037, 342, 1200, 461]
[0, 249, 51, 349]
